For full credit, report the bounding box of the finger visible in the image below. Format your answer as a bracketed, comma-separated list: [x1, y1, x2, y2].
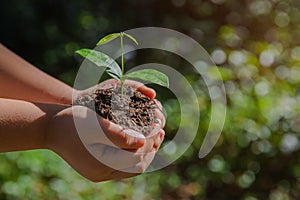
[147, 123, 161, 138]
[142, 129, 165, 154]
[153, 99, 163, 110]
[97, 79, 119, 89]
[152, 130, 165, 151]
[109, 151, 156, 177]
[99, 118, 146, 149]
[141, 151, 156, 170]
[73, 107, 145, 150]
[129, 150, 156, 173]
[137, 86, 156, 99]
[135, 126, 163, 155]
[124, 79, 156, 99]
[152, 99, 166, 128]
[154, 108, 166, 128]
[90, 144, 145, 170]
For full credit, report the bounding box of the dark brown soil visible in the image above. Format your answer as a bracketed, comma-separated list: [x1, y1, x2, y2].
[73, 86, 158, 135]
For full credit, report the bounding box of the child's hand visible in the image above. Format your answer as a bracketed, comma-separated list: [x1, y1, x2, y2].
[45, 80, 165, 182]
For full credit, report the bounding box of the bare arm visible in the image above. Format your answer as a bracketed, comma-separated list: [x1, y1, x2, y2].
[0, 98, 61, 152]
[0, 97, 165, 181]
[0, 44, 156, 104]
[0, 44, 73, 104]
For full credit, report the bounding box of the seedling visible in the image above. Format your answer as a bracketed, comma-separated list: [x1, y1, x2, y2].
[75, 32, 169, 94]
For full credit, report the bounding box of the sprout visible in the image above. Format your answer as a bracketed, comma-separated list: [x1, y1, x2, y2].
[75, 32, 169, 94]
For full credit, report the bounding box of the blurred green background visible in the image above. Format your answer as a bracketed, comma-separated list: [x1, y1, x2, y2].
[1, 0, 300, 199]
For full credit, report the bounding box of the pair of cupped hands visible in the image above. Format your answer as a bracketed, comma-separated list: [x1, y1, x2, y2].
[46, 79, 165, 182]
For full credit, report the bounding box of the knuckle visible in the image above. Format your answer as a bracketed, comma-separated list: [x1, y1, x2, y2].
[135, 154, 144, 162]
[135, 164, 146, 173]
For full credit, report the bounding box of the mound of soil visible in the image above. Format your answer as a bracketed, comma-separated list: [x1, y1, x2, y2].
[73, 86, 158, 135]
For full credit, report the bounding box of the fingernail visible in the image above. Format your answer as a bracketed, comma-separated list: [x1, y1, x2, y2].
[160, 132, 165, 141]
[123, 129, 145, 139]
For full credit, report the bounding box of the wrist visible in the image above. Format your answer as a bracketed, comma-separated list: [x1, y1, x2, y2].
[72, 89, 81, 104]
[52, 87, 75, 105]
[42, 104, 70, 150]
[0, 99, 66, 152]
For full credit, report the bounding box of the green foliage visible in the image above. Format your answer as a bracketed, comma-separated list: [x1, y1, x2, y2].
[2, 0, 300, 199]
[76, 32, 169, 88]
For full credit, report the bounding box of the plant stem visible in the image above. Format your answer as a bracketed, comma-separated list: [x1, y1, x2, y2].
[120, 32, 125, 96]
[120, 32, 124, 76]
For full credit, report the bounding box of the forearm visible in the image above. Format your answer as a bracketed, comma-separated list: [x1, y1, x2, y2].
[0, 98, 65, 152]
[0, 44, 73, 104]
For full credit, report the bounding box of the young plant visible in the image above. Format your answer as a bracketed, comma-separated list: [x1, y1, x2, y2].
[75, 32, 169, 94]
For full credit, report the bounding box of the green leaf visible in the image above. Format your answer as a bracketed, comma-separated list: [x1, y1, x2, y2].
[75, 48, 122, 80]
[123, 33, 138, 45]
[124, 69, 169, 87]
[96, 33, 120, 46]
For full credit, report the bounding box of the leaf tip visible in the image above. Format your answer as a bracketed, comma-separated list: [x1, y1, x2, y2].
[123, 32, 139, 45]
[166, 78, 170, 88]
